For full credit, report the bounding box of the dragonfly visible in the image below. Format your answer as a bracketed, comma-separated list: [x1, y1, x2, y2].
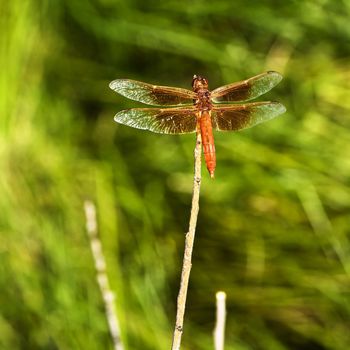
[109, 71, 286, 178]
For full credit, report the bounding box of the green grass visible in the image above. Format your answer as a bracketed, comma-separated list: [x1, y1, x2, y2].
[1, 0, 350, 349]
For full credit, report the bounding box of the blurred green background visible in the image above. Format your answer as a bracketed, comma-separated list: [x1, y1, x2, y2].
[1, 0, 350, 349]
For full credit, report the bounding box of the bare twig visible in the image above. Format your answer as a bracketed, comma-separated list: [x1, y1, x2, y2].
[171, 131, 202, 350]
[84, 200, 124, 350]
[214, 291, 227, 350]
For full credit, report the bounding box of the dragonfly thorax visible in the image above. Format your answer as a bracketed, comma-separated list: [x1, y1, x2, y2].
[195, 90, 212, 111]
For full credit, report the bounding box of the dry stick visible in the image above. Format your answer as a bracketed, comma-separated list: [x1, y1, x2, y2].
[84, 200, 124, 350]
[214, 291, 227, 350]
[171, 131, 202, 350]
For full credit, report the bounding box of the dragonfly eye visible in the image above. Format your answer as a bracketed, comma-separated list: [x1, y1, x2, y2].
[192, 75, 199, 88]
[192, 75, 208, 91]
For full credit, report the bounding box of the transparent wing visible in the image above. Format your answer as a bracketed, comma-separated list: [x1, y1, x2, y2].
[114, 107, 197, 134]
[211, 71, 283, 103]
[109, 79, 196, 106]
[211, 102, 286, 131]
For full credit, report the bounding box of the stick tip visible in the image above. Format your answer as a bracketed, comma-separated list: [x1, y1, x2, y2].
[216, 291, 226, 300]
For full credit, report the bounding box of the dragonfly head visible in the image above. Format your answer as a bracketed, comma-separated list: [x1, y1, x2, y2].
[192, 75, 209, 91]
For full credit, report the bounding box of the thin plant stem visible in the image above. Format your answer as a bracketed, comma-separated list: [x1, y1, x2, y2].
[214, 291, 227, 350]
[171, 130, 202, 350]
[84, 200, 124, 350]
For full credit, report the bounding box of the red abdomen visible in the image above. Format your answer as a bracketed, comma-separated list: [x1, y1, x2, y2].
[200, 111, 216, 178]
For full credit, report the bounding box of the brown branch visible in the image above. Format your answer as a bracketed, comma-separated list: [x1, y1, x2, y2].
[84, 200, 124, 350]
[171, 131, 202, 350]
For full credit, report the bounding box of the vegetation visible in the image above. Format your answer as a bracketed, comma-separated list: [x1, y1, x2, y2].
[1, 1, 350, 349]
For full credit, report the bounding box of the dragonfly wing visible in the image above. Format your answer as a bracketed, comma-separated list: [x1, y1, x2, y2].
[211, 102, 286, 131]
[109, 79, 196, 106]
[211, 71, 283, 103]
[114, 107, 197, 134]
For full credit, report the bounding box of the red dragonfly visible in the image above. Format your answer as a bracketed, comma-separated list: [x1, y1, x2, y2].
[110, 71, 286, 178]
